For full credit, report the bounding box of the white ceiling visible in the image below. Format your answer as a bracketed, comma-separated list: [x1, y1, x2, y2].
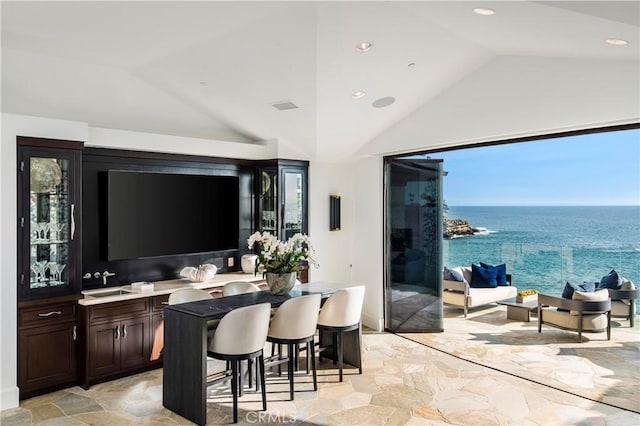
[2, 1, 638, 161]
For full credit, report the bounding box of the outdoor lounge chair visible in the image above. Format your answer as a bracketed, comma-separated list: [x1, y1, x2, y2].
[538, 293, 611, 342]
[608, 288, 639, 327]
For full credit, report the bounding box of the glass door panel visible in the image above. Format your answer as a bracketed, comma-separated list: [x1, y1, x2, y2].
[259, 169, 278, 233]
[282, 170, 303, 239]
[384, 158, 444, 332]
[28, 157, 72, 290]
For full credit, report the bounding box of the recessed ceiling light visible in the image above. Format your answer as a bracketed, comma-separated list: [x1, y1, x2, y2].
[473, 7, 495, 16]
[351, 91, 366, 99]
[372, 97, 395, 108]
[355, 42, 372, 53]
[605, 38, 628, 46]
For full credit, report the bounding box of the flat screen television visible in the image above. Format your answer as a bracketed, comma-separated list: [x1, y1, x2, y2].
[107, 170, 239, 261]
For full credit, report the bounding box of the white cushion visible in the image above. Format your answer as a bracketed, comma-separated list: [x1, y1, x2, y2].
[542, 309, 608, 331]
[620, 280, 636, 305]
[467, 286, 517, 307]
[443, 285, 517, 308]
[570, 289, 609, 315]
[612, 300, 636, 317]
[461, 266, 473, 284]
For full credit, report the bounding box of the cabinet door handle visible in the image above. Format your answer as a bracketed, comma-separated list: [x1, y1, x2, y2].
[38, 311, 62, 317]
[70, 204, 76, 240]
[122, 324, 127, 339]
[73, 325, 77, 341]
[115, 326, 120, 340]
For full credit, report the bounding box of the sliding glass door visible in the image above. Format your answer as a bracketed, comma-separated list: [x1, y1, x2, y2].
[384, 158, 444, 332]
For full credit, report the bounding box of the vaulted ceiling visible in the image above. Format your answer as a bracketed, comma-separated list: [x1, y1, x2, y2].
[2, 1, 638, 161]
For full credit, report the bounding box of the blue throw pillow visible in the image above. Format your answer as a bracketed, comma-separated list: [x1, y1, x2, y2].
[598, 269, 623, 289]
[444, 266, 466, 282]
[470, 263, 498, 288]
[561, 281, 596, 299]
[480, 262, 508, 286]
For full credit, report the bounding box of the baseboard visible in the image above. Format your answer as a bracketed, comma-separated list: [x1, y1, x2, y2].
[0, 386, 20, 410]
[362, 312, 383, 332]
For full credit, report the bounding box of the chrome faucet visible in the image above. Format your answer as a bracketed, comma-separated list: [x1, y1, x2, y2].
[94, 271, 116, 285]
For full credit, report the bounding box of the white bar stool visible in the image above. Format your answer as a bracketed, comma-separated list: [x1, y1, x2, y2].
[266, 294, 321, 400]
[207, 303, 271, 424]
[317, 286, 365, 381]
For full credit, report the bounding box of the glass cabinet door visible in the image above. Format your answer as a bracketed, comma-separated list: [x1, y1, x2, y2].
[282, 169, 304, 239]
[255, 162, 308, 242]
[18, 142, 82, 300]
[29, 156, 72, 290]
[258, 168, 278, 234]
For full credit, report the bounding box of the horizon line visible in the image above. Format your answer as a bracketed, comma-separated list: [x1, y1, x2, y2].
[447, 204, 639, 207]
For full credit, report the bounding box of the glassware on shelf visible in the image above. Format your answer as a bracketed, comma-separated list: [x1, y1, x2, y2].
[48, 262, 66, 284]
[262, 210, 276, 229]
[30, 260, 49, 284]
[32, 222, 50, 243]
[50, 223, 66, 242]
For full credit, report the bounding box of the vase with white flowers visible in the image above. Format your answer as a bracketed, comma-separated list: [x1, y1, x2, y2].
[247, 231, 317, 295]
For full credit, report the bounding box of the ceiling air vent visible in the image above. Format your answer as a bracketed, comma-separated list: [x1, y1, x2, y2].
[271, 101, 299, 111]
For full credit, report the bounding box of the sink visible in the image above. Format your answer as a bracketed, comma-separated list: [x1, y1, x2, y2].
[88, 289, 132, 298]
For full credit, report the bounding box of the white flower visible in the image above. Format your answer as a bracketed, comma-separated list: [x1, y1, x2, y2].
[247, 231, 262, 249]
[245, 231, 318, 274]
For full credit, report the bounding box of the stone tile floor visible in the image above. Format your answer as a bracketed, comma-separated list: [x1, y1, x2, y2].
[404, 305, 640, 413]
[2, 306, 639, 425]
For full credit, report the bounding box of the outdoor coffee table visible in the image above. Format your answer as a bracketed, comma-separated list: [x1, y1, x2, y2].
[497, 298, 539, 322]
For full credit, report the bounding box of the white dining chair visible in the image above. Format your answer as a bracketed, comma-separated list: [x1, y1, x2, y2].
[317, 285, 366, 381]
[267, 294, 321, 400]
[168, 288, 219, 352]
[168, 288, 213, 304]
[207, 303, 271, 424]
[223, 281, 262, 296]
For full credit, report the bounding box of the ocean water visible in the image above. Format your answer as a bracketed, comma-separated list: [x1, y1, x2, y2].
[443, 206, 640, 295]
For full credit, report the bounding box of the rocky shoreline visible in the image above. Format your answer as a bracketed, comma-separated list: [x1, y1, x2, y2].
[444, 217, 480, 239]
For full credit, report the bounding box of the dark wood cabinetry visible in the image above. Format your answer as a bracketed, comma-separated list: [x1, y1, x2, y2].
[256, 160, 310, 283]
[17, 296, 79, 399]
[80, 298, 155, 386]
[87, 316, 150, 378]
[17, 137, 83, 301]
[256, 160, 309, 241]
[17, 137, 83, 399]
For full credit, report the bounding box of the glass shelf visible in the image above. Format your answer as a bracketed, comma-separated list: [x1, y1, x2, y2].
[30, 241, 68, 245]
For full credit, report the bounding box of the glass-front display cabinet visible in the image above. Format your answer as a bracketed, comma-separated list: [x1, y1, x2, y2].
[256, 160, 308, 241]
[17, 137, 83, 301]
[256, 160, 309, 281]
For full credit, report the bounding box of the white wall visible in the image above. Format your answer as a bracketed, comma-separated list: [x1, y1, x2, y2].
[308, 162, 355, 284]
[351, 156, 385, 331]
[1, 114, 89, 410]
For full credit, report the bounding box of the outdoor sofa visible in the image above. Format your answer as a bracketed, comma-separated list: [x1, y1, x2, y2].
[443, 264, 517, 318]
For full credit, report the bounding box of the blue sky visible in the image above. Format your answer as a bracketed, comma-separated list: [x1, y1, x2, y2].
[431, 128, 640, 206]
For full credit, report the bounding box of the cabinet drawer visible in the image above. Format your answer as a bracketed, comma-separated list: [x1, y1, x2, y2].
[20, 303, 76, 327]
[89, 299, 150, 323]
[152, 294, 169, 312]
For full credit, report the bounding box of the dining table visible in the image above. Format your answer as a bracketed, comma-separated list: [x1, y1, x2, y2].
[162, 282, 362, 426]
